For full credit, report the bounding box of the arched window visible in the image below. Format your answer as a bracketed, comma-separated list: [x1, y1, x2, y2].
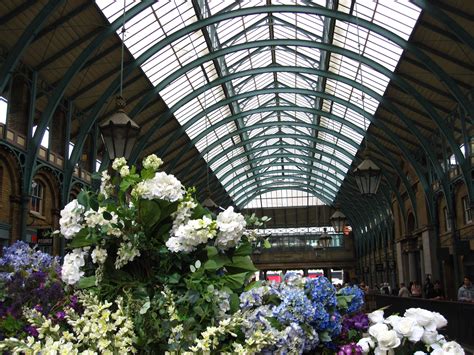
[30, 180, 44, 215]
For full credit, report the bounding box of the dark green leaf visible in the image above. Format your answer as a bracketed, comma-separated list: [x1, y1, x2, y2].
[91, 172, 102, 180]
[234, 242, 252, 256]
[206, 246, 218, 258]
[77, 276, 96, 289]
[68, 231, 97, 248]
[226, 256, 257, 273]
[168, 273, 181, 284]
[203, 259, 218, 271]
[103, 211, 113, 220]
[229, 292, 240, 313]
[77, 191, 89, 208]
[191, 204, 211, 220]
[222, 272, 248, 290]
[139, 200, 161, 230]
[320, 331, 332, 343]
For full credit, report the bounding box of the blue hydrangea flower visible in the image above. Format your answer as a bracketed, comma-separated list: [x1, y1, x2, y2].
[339, 286, 365, 314]
[305, 276, 337, 307]
[239, 285, 280, 310]
[0, 241, 58, 276]
[273, 288, 315, 324]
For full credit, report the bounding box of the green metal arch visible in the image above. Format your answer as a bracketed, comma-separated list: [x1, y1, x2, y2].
[228, 167, 340, 199]
[0, 0, 65, 93]
[177, 87, 419, 223]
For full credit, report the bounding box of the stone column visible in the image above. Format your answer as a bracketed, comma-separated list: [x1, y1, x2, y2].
[408, 251, 417, 282]
[422, 229, 439, 281]
[395, 242, 404, 284]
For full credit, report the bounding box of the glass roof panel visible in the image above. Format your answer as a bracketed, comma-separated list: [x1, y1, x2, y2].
[97, 0, 421, 208]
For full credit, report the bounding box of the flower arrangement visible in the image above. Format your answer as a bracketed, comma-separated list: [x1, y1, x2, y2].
[56, 155, 268, 352]
[0, 154, 466, 353]
[356, 308, 464, 354]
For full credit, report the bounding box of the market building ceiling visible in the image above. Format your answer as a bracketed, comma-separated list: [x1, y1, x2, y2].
[0, 0, 472, 228]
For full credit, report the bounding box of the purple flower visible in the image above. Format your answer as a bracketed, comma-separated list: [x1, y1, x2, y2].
[34, 304, 43, 312]
[55, 311, 66, 321]
[25, 325, 39, 337]
[338, 342, 363, 355]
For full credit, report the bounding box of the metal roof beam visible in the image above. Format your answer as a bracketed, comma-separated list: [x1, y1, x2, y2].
[0, 0, 38, 26]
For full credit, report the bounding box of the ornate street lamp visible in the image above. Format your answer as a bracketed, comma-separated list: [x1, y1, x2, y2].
[318, 227, 332, 249]
[330, 207, 347, 233]
[353, 156, 382, 195]
[99, 96, 140, 161]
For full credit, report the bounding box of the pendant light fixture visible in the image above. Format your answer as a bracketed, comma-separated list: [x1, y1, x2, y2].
[99, 0, 140, 161]
[330, 206, 347, 233]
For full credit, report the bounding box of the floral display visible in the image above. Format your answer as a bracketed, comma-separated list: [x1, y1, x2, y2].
[0, 154, 466, 353]
[357, 308, 464, 354]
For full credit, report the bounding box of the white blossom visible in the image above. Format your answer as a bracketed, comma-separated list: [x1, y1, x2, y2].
[369, 323, 389, 339]
[431, 341, 465, 355]
[59, 200, 84, 239]
[112, 157, 127, 171]
[375, 329, 401, 351]
[393, 317, 424, 343]
[100, 170, 113, 198]
[215, 206, 246, 250]
[61, 248, 87, 285]
[132, 171, 184, 202]
[166, 216, 217, 253]
[357, 337, 375, 353]
[369, 310, 385, 324]
[143, 154, 163, 171]
[91, 247, 107, 264]
[115, 241, 140, 269]
[171, 198, 197, 236]
[404, 308, 436, 330]
[119, 165, 130, 177]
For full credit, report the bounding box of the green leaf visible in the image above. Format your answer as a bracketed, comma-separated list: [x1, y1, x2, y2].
[229, 292, 240, 313]
[132, 286, 149, 301]
[157, 200, 179, 222]
[222, 272, 249, 290]
[244, 280, 263, 291]
[203, 259, 218, 271]
[89, 196, 99, 211]
[68, 230, 97, 248]
[234, 242, 252, 256]
[91, 172, 102, 180]
[191, 203, 210, 219]
[320, 331, 332, 343]
[103, 211, 113, 220]
[141, 168, 155, 180]
[226, 256, 257, 273]
[77, 276, 96, 289]
[77, 191, 89, 208]
[263, 239, 272, 248]
[168, 273, 181, 284]
[139, 200, 161, 230]
[120, 179, 132, 192]
[206, 246, 218, 258]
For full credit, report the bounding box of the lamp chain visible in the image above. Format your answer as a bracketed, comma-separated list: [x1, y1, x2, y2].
[354, 2, 367, 151]
[120, 0, 126, 97]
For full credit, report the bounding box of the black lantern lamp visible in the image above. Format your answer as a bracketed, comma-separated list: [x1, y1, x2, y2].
[330, 208, 347, 233]
[318, 227, 332, 249]
[353, 154, 382, 195]
[99, 96, 140, 161]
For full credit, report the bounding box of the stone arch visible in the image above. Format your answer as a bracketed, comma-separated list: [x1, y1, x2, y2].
[406, 211, 416, 236]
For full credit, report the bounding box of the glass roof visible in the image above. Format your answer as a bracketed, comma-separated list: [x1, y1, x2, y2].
[96, 0, 421, 208]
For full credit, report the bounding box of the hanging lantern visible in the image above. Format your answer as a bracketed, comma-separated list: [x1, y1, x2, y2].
[330, 208, 347, 233]
[318, 227, 332, 249]
[99, 96, 140, 161]
[353, 157, 382, 195]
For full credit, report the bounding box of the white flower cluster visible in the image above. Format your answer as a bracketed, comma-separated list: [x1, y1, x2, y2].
[61, 248, 87, 285]
[358, 309, 464, 355]
[171, 198, 197, 236]
[115, 240, 141, 269]
[91, 246, 107, 264]
[143, 154, 163, 170]
[99, 170, 113, 198]
[112, 157, 127, 171]
[215, 207, 247, 251]
[84, 207, 121, 237]
[59, 200, 84, 239]
[214, 289, 231, 319]
[132, 171, 184, 202]
[189, 313, 246, 352]
[166, 216, 217, 253]
[0, 293, 137, 354]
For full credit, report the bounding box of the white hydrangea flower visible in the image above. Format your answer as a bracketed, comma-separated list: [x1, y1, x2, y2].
[171, 199, 197, 236]
[61, 248, 87, 285]
[143, 154, 163, 171]
[112, 157, 127, 171]
[119, 165, 130, 177]
[60, 199, 84, 239]
[166, 216, 217, 253]
[91, 247, 107, 264]
[215, 206, 246, 250]
[132, 171, 184, 202]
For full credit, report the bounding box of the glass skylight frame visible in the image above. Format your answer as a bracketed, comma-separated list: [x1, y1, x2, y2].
[96, 0, 421, 208]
